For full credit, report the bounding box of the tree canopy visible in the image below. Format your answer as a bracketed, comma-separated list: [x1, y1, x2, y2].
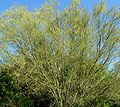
[0, 0, 120, 107]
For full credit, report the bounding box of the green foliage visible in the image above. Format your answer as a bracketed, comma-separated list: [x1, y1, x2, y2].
[0, 0, 120, 107]
[0, 67, 34, 107]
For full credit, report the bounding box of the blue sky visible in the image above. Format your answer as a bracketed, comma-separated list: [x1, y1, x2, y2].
[0, 0, 120, 13]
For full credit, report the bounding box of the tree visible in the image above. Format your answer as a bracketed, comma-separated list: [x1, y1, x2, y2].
[0, 0, 120, 107]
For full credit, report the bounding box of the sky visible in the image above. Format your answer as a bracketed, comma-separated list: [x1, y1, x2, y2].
[0, 0, 120, 13]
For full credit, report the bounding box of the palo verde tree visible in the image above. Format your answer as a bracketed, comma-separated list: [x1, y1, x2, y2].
[0, 0, 120, 107]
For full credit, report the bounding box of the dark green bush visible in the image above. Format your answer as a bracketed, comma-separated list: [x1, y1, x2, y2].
[0, 69, 34, 107]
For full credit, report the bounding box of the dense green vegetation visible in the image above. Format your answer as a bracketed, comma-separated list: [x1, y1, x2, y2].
[0, 0, 120, 107]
